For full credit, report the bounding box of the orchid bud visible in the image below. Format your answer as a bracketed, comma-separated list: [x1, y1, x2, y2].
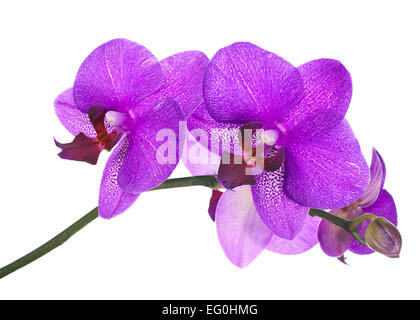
[365, 217, 402, 258]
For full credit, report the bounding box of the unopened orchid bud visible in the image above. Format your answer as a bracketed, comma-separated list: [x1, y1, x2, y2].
[365, 217, 402, 258]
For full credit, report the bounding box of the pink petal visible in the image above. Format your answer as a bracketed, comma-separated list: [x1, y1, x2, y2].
[266, 215, 321, 255]
[182, 131, 220, 176]
[216, 185, 273, 268]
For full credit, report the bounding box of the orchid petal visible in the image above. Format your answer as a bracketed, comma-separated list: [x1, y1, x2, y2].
[284, 120, 369, 209]
[54, 88, 96, 138]
[216, 185, 273, 268]
[357, 148, 386, 208]
[251, 166, 309, 240]
[349, 190, 397, 255]
[203, 42, 304, 124]
[54, 133, 103, 165]
[118, 98, 185, 194]
[281, 59, 352, 136]
[141, 51, 208, 118]
[99, 136, 140, 219]
[182, 131, 220, 176]
[74, 38, 163, 114]
[266, 215, 321, 255]
[187, 101, 241, 156]
[318, 207, 360, 257]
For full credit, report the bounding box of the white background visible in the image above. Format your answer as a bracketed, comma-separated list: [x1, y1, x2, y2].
[0, 0, 418, 299]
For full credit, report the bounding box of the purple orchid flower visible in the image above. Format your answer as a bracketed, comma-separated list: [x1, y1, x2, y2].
[216, 185, 321, 268]
[183, 133, 320, 268]
[318, 149, 398, 257]
[54, 39, 208, 219]
[187, 42, 369, 240]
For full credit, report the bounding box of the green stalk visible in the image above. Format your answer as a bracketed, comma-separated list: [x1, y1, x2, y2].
[0, 175, 364, 279]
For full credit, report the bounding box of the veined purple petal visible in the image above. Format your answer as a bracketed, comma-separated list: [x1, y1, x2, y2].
[280, 59, 352, 137]
[216, 186, 273, 268]
[266, 215, 321, 254]
[318, 207, 360, 257]
[187, 101, 241, 156]
[118, 98, 185, 194]
[358, 149, 386, 208]
[284, 120, 369, 209]
[54, 88, 96, 138]
[74, 38, 163, 114]
[203, 42, 304, 124]
[140, 51, 208, 119]
[251, 166, 309, 240]
[99, 136, 140, 219]
[349, 189, 397, 255]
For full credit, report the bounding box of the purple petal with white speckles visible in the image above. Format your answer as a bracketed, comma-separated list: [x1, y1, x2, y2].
[74, 39, 163, 114]
[251, 166, 309, 240]
[99, 136, 140, 219]
[118, 98, 185, 194]
[203, 42, 304, 124]
[54, 88, 96, 138]
[349, 189, 397, 255]
[266, 215, 321, 254]
[284, 120, 369, 209]
[358, 148, 386, 208]
[281, 59, 352, 137]
[216, 185, 273, 268]
[187, 101, 241, 155]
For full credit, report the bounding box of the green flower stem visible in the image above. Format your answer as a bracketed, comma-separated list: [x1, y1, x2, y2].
[349, 213, 377, 231]
[0, 207, 99, 280]
[151, 175, 221, 191]
[0, 175, 362, 280]
[0, 175, 219, 280]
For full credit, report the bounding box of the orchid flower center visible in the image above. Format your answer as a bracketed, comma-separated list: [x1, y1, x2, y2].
[105, 111, 127, 128]
[216, 122, 286, 190]
[55, 105, 122, 165]
[262, 129, 279, 145]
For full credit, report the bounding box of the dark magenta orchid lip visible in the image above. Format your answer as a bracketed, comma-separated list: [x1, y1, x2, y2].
[55, 105, 123, 165]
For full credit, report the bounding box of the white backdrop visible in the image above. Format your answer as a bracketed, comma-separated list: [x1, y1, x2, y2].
[0, 0, 418, 299]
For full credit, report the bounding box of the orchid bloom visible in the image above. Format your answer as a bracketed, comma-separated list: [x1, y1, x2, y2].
[216, 185, 321, 268]
[187, 42, 369, 240]
[183, 136, 321, 268]
[318, 149, 398, 257]
[54, 39, 208, 219]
